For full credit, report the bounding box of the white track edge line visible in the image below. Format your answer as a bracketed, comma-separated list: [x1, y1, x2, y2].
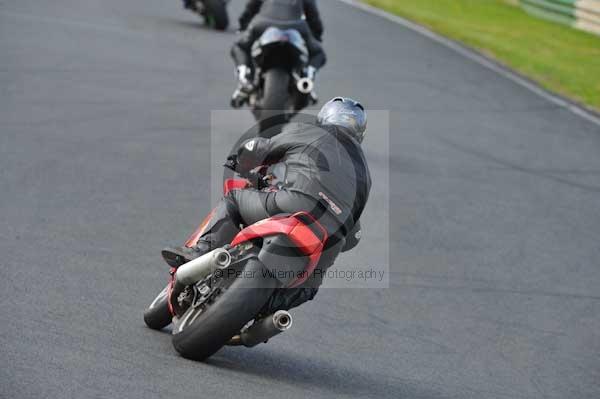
[337, 0, 600, 127]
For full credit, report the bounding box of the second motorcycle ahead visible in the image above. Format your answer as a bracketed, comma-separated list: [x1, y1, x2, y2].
[232, 27, 319, 128]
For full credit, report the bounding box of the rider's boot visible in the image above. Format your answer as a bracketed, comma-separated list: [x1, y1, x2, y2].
[230, 65, 253, 108]
[231, 87, 250, 108]
[161, 240, 210, 268]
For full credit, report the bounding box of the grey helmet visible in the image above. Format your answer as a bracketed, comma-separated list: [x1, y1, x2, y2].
[316, 97, 367, 143]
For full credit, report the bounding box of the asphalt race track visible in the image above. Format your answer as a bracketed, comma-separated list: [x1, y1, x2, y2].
[1, 1, 600, 398]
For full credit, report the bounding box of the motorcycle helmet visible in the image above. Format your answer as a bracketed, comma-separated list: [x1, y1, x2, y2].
[316, 97, 367, 143]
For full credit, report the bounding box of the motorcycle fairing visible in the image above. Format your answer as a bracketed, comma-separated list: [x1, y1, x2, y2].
[184, 208, 217, 248]
[223, 178, 250, 196]
[230, 212, 327, 287]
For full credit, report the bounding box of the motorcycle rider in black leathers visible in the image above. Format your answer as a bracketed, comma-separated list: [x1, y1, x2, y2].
[230, 0, 327, 108]
[163, 98, 370, 312]
[238, 0, 324, 41]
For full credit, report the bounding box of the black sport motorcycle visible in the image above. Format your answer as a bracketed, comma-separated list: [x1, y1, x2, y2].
[233, 27, 318, 128]
[186, 0, 229, 31]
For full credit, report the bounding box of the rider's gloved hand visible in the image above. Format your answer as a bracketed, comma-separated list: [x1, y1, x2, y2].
[231, 65, 254, 108]
[244, 169, 263, 188]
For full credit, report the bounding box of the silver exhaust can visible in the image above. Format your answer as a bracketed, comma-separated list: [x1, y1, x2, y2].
[175, 248, 231, 286]
[240, 310, 293, 347]
[296, 77, 314, 94]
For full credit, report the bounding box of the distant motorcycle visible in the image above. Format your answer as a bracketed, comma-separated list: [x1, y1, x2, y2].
[143, 164, 329, 360]
[187, 0, 229, 31]
[233, 27, 318, 128]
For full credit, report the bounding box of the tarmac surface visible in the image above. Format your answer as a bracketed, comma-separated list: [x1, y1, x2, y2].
[1, 0, 600, 398]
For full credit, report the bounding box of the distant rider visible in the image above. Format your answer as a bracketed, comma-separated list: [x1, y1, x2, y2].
[230, 0, 326, 107]
[238, 0, 324, 41]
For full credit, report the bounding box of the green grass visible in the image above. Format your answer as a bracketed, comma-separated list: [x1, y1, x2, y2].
[364, 0, 600, 111]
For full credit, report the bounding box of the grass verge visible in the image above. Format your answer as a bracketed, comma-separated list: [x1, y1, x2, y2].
[363, 0, 600, 111]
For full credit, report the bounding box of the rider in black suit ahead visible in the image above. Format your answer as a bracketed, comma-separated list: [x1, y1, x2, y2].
[230, 0, 326, 106]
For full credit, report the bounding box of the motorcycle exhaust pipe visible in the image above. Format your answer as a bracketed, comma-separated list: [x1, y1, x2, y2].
[175, 248, 231, 286]
[233, 310, 293, 347]
[296, 77, 314, 94]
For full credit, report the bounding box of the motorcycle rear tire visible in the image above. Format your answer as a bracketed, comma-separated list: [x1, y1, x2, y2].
[171, 258, 278, 360]
[256, 68, 290, 135]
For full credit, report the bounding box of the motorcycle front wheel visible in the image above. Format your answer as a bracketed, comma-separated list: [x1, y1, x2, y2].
[143, 284, 172, 330]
